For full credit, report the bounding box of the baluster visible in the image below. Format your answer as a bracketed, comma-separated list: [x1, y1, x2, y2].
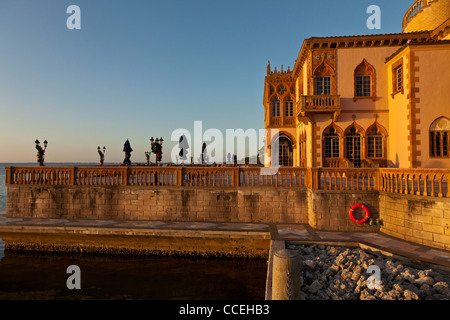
[430, 174, 435, 196]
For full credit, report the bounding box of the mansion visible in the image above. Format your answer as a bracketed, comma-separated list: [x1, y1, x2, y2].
[263, 0, 450, 169]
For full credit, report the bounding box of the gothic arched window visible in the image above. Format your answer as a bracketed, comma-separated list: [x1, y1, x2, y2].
[284, 96, 294, 117]
[367, 126, 383, 158]
[430, 117, 450, 157]
[324, 127, 340, 159]
[271, 96, 280, 117]
[354, 59, 375, 99]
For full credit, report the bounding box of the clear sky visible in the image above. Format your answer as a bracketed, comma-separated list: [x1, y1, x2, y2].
[0, 0, 413, 163]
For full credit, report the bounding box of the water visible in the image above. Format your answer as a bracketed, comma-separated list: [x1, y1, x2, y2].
[0, 163, 267, 300]
[0, 251, 267, 300]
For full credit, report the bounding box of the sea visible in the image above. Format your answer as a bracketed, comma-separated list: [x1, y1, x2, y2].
[0, 163, 267, 300]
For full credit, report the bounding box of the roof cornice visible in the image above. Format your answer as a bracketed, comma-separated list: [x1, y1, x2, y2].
[291, 31, 431, 78]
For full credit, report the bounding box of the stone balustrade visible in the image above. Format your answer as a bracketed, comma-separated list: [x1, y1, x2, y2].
[5, 166, 449, 198]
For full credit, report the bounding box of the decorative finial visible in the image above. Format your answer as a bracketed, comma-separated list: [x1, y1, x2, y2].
[281, 64, 284, 73]
[267, 60, 271, 75]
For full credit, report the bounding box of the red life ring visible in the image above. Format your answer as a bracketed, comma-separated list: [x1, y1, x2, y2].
[349, 203, 370, 224]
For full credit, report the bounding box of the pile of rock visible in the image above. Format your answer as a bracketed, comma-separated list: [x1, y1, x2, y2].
[288, 243, 450, 300]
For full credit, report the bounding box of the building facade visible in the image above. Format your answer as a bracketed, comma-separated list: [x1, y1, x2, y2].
[263, 0, 450, 169]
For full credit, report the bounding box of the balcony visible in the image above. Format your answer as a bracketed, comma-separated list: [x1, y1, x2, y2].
[297, 95, 341, 121]
[269, 117, 296, 127]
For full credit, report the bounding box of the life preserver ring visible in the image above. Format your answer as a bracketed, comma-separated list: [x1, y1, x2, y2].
[349, 203, 370, 224]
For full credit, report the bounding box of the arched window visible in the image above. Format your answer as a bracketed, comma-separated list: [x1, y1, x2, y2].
[354, 59, 375, 99]
[430, 117, 450, 157]
[284, 96, 294, 117]
[367, 126, 383, 158]
[345, 125, 362, 168]
[314, 61, 334, 95]
[273, 135, 293, 167]
[324, 127, 340, 159]
[271, 96, 280, 117]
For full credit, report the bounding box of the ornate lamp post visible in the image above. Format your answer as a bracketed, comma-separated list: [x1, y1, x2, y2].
[35, 139, 48, 166]
[150, 137, 163, 166]
[97, 146, 106, 166]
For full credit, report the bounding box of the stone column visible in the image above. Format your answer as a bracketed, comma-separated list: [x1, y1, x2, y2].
[272, 249, 302, 300]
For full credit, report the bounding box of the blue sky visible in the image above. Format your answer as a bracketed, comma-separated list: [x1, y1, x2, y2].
[0, 0, 413, 163]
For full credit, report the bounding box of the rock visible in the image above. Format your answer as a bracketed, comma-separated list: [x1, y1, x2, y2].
[381, 293, 396, 300]
[360, 291, 377, 300]
[296, 244, 450, 301]
[432, 293, 447, 300]
[433, 282, 449, 295]
[317, 290, 329, 300]
[393, 283, 403, 292]
[404, 290, 419, 300]
[351, 271, 361, 282]
[387, 289, 401, 300]
[305, 271, 315, 284]
[304, 259, 316, 270]
[403, 283, 419, 294]
[303, 246, 314, 255]
[341, 270, 352, 280]
[415, 276, 435, 286]
[419, 284, 433, 299]
[335, 254, 347, 266]
[401, 269, 416, 284]
[308, 280, 323, 294]
[329, 247, 339, 256]
[330, 264, 340, 272]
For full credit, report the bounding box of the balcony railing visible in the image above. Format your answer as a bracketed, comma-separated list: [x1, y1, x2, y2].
[269, 117, 296, 127]
[402, 0, 432, 30]
[5, 166, 449, 198]
[298, 95, 341, 113]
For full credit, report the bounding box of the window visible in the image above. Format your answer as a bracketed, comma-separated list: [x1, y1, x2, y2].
[430, 117, 450, 158]
[315, 77, 331, 95]
[285, 99, 294, 117]
[354, 59, 375, 99]
[391, 58, 404, 97]
[367, 126, 383, 158]
[345, 126, 362, 168]
[395, 67, 403, 92]
[324, 127, 340, 158]
[271, 96, 280, 117]
[355, 76, 371, 97]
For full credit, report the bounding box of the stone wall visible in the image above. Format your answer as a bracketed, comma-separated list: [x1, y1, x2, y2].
[380, 192, 450, 250]
[6, 185, 450, 250]
[309, 190, 380, 232]
[6, 185, 309, 224]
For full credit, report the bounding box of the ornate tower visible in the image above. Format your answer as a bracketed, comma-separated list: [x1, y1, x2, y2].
[403, 0, 450, 33]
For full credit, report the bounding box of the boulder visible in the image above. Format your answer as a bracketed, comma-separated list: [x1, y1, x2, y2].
[308, 280, 323, 294]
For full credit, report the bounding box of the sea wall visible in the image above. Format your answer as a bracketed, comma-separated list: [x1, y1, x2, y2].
[6, 185, 310, 224]
[379, 191, 450, 250]
[6, 185, 450, 250]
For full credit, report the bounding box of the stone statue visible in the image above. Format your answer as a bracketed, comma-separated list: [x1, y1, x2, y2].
[123, 139, 133, 165]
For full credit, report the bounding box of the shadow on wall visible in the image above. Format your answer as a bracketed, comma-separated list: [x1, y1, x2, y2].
[387, 153, 400, 168]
